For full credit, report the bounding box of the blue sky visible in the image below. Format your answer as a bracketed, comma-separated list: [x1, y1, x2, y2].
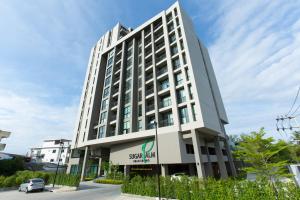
[1, 0, 300, 154]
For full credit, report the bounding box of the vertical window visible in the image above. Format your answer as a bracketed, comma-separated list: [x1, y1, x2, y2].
[159, 79, 169, 90]
[101, 99, 108, 110]
[175, 72, 183, 86]
[169, 33, 176, 43]
[126, 68, 132, 79]
[168, 23, 174, 32]
[172, 57, 180, 70]
[98, 126, 105, 138]
[125, 79, 131, 91]
[171, 45, 178, 56]
[189, 85, 194, 100]
[123, 121, 130, 134]
[185, 68, 190, 81]
[123, 106, 131, 119]
[178, 28, 182, 37]
[104, 76, 111, 86]
[138, 120, 142, 131]
[103, 88, 110, 98]
[138, 105, 142, 116]
[107, 57, 113, 66]
[124, 92, 131, 104]
[177, 89, 186, 103]
[182, 53, 187, 65]
[179, 107, 189, 124]
[138, 91, 142, 101]
[180, 40, 184, 50]
[100, 112, 107, 124]
[176, 18, 180, 26]
[192, 104, 197, 121]
[106, 66, 112, 75]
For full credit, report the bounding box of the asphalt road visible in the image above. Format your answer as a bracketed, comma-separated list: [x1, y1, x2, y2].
[0, 182, 123, 200]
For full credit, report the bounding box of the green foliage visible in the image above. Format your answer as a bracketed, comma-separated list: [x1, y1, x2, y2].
[0, 170, 79, 188]
[48, 173, 80, 187]
[234, 128, 291, 180]
[94, 179, 123, 184]
[0, 157, 24, 176]
[122, 176, 300, 200]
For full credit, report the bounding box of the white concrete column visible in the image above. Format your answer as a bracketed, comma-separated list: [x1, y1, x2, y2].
[161, 164, 169, 176]
[80, 146, 89, 181]
[191, 129, 205, 178]
[214, 139, 228, 178]
[124, 165, 130, 177]
[97, 157, 102, 177]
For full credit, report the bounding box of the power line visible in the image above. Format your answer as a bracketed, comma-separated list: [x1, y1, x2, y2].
[286, 86, 300, 116]
[291, 103, 300, 116]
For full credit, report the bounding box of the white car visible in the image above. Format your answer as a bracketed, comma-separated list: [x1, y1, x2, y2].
[19, 178, 45, 193]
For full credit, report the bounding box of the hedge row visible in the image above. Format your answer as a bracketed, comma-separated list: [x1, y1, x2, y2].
[94, 179, 123, 185]
[0, 170, 80, 188]
[121, 176, 300, 200]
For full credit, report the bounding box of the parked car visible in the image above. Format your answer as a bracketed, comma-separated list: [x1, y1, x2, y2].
[19, 178, 45, 193]
[171, 172, 187, 180]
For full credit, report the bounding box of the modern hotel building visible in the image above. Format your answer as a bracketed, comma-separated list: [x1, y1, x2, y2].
[67, 2, 236, 180]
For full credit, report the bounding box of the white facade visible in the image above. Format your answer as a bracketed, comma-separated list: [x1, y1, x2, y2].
[67, 2, 236, 180]
[30, 139, 71, 165]
[0, 130, 11, 151]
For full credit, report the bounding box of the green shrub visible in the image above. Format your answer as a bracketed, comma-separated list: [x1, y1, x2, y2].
[48, 173, 80, 187]
[3, 175, 16, 187]
[94, 179, 123, 184]
[121, 176, 300, 200]
[0, 157, 24, 176]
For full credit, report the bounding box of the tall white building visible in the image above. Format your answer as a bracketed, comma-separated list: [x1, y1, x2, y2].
[30, 139, 71, 165]
[0, 130, 11, 151]
[67, 2, 236, 180]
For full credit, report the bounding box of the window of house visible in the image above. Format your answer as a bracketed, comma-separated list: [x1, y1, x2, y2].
[179, 107, 189, 124]
[177, 89, 186, 103]
[138, 91, 142, 101]
[98, 126, 105, 138]
[189, 85, 194, 100]
[186, 144, 194, 154]
[125, 79, 131, 91]
[100, 112, 107, 124]
[182, 53, 187, 65]
[50, 159, 54, 162]
[138, 120, 142, 131]
[185, 68, 190, 81]
[126, 68, 132, 79]
[161, 112, 173, 126]
[104, 76, 111, 86]
[175, 72, 183, 86]
[172, 57, 180, 70]
[168, 23, 174, 32]
[123, 106, 131, 119]
[106, 66, 112, 75]
[124, 92, 131, 104]
[178, 28, 182, 37]
[101, 99, 108, 110]
[171, 45, 178, 56]
[208, 147, 216, 155]
[103, 88, 110, 98]
[138, 105, 142, 117]
[192, 104, 197, 121]
[123, 121, 130, 133]
[159, 79, 169, 90]
[61, 149, 64, 153]
[169, 33, 176, 43]
[127, 58, 132, 67]
[52, 150, 56, 153]
[107, 57, 113, 66]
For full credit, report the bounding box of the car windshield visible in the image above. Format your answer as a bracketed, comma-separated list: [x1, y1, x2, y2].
[32, 179, 43, 183]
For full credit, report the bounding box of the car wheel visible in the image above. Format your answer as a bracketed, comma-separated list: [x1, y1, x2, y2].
[25, 188, 28, 193]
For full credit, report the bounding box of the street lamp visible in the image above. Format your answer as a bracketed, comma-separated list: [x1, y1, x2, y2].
[52, 139, 64, 188]
[153, 121, 161, 200]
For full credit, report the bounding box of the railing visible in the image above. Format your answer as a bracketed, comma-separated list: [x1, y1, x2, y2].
[146, 104, 155, 112]
[159, 99, 172, 108]
[146, 88, 154, 95]
[157, 67, 168, 76]
[159, 119, 174, 127]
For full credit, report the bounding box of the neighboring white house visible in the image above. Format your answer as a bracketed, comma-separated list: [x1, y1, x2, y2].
[30, 139, 71, 165]
[0, 130, 11, 151]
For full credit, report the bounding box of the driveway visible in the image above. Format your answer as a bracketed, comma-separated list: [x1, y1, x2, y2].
[0, 181, 124, 200]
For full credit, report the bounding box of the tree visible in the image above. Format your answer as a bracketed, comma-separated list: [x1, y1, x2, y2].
[234, 128, 291, 181]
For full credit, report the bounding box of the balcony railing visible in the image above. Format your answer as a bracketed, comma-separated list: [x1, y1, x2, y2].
[146, 104, 155, 112]
[157, 67, 168, 76]
[159, 99, 172, 108]
[146, 88, 154, 96]
[159, 118, 174, 127]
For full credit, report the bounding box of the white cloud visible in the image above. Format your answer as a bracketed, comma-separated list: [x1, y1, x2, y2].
[192, 0, 300, 137]
[0, 89, 78, 155]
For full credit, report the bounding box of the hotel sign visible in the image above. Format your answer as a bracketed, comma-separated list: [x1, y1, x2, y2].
[129, 139, 156, 163]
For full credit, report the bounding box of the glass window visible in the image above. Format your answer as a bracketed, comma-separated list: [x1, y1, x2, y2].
[161, 96, 171, 108]
[106, 66, 112, 75]
[171, 45, 178, 55]
[123, 106, 131, 119]
[159, 79, 169, 90]
[123, 121, 130, 134]
[125, 79, 131, 91]
[168, 23, 174, 32]
[186, 144, 194, 154]
[104, 76, 111, 86]
[127, 58, 132, 67]
[126, 68, 132, 79]
[176, 18, 180, 26]
[138, 120, 142, 131]
[192, 104, 196, 121]
[124, 92, 131, 104]
[169, 33, 176, 43]
[107, 57, 113, 66]
[52, 150, 56, 153]
[185, 68, 190, 81]
[179, 107, 189, 124]
[182, 53, 187, 65]
[178, 28, 182, 37]
[189, 85, 194, 100]
[98, 126, 105, 138]
[177, 89, 186, 103]
[180, 40, 184, 50]
[138, 90, 142, 101]
[103, 88, 110, 98]
[101, 99, 108, 110]
[175, 72, 183, 86]
[100, 112, 107, 124]
[138, 78, 142, 88]
[172, 57, 180, 69]
[127, 48, 132, 57]
[138, 105, 142, 116]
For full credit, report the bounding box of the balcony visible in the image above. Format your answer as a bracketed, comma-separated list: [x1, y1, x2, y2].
[145, 60, 153, 68]
[159, 99, 172, 108]
[156, 67, 168, 77]
[156, 52, 166, 63]
[153, 21, 162, 31]
[159, 118, 174, 127]
[145, 73, 153, 81]
[155, 41, 165, 52]
[146, 88, 154, 96]
[146, 104, 155, 112]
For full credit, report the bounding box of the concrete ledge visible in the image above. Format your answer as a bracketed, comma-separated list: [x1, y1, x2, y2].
[121, 193, 176, 200]
[46, 185, 78, 193]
